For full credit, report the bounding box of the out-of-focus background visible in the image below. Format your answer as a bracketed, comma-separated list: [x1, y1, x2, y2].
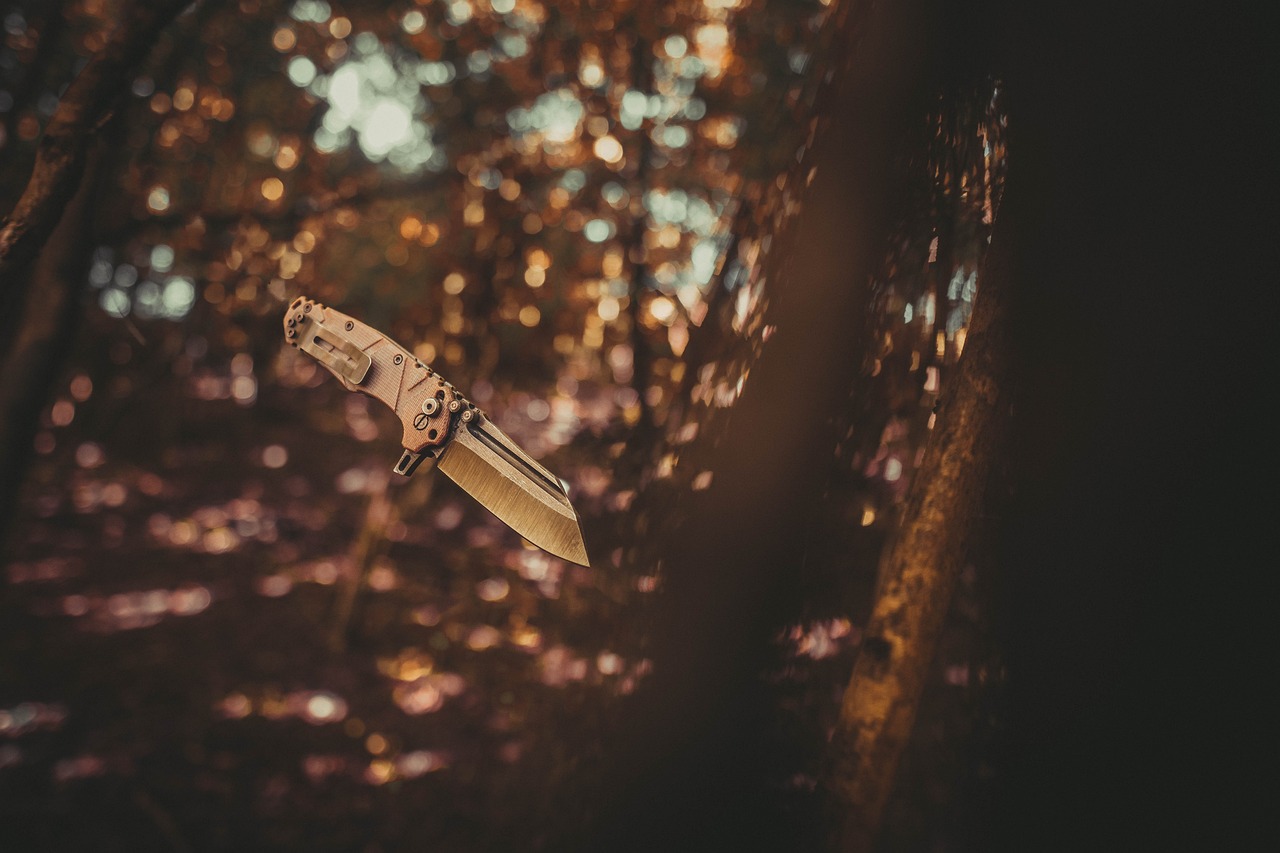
[2, 0, 1265, 850]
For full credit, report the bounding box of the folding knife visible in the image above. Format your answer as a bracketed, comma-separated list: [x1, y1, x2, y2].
[283, 296, 589, 566]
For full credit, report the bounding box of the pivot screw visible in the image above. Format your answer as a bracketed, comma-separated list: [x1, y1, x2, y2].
[448, 400, 460, 412]
[422, 398, 440, 416]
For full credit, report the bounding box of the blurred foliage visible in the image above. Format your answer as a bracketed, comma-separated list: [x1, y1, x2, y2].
[1, 0, 1005, 848]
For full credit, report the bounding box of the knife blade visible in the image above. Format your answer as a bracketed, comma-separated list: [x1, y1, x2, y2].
[283, 295, 589, 566]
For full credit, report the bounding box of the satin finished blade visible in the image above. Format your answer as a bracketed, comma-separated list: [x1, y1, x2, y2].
[437, 415, 589, 567]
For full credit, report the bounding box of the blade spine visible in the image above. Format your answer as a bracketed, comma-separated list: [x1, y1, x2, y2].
[466, 420, 565, 498]
[437, 427, 570, 516]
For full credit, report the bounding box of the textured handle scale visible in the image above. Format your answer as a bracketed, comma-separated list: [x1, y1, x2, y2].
[283, 296, 464, 453]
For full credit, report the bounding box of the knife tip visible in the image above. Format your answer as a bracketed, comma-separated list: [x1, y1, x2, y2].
[563, 534, 590, 568]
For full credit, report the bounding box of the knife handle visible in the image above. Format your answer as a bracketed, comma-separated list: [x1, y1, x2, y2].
[283, 296, 474, 456]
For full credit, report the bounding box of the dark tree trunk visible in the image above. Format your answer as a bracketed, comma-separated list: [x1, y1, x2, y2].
[955, 0, 1270, 848]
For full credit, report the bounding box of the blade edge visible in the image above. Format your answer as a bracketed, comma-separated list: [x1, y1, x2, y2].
[438, 421, 589, 566]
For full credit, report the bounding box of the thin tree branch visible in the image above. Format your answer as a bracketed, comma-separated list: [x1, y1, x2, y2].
[99, 170, 457, 246]
[0, 0, 195, 295]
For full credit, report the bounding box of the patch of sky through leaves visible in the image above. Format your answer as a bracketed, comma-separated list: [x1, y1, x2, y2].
[303, 32, 442, 173]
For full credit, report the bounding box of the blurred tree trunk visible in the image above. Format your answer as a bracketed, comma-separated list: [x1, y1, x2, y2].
[328, 468, 436, 652]
[826, 197, 1012, 851]
[565, 0, 940, 847]
[623, 20, 657, 438]
[0, 1, 194, 552]
[0, 146, 104, 553]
